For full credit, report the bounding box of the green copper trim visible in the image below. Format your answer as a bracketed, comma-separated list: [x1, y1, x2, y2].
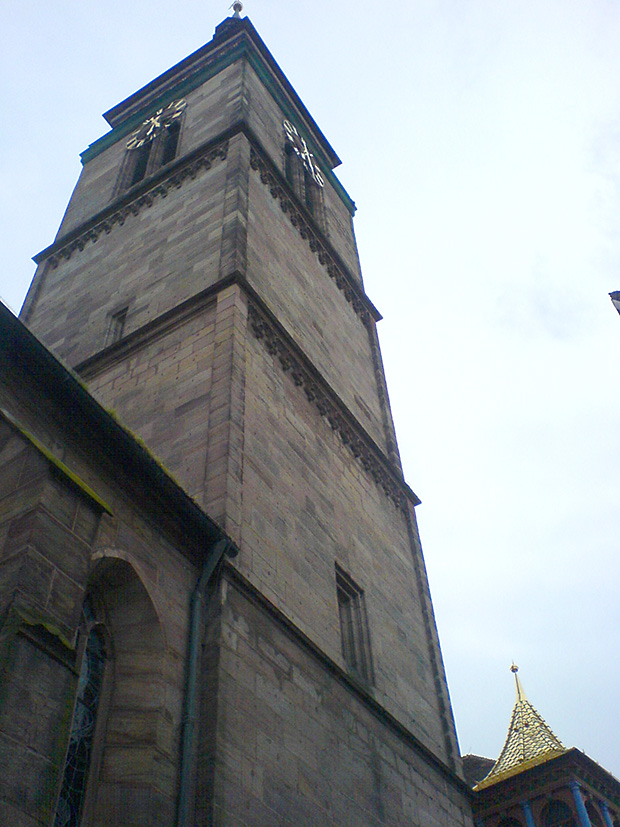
[80, 41, 356, 215]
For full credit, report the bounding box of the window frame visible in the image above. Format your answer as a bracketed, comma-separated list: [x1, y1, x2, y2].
[284, 141, 328, 232]
[53, 594, 113, 827]
[335, 564, 374, 685]
[119, 113, 184, 192]
[105, 306, 128, 347]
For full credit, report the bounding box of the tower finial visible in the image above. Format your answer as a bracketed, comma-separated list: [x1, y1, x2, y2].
[231, 1, 243, 17]
[511, 662, 526, 702]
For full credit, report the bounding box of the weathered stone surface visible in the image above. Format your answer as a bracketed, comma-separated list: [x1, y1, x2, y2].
[201, 573, 472, 826]
[2, 14, 473, 827]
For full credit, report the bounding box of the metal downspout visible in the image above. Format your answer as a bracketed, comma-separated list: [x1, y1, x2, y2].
[176, 537, 233, 827]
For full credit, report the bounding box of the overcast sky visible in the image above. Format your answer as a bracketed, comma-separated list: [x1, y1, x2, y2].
[2, 0, 620, 778]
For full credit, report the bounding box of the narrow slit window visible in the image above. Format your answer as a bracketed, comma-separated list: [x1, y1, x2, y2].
[129, 141, 152, 186]
[336, 566, 373, 684]
[106, 307, 127, 346]
[160, 119, 181, 166]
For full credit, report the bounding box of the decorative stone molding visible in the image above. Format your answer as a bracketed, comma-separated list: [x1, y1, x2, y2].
[41, 141, 229, 269]
[248, 301, 417, 510]
[249, 147, 376, 327]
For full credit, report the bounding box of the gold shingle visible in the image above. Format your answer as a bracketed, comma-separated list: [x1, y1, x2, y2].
[475, 665, 566, 790]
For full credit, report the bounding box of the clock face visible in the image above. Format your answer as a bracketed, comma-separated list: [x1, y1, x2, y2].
[283, 119, 325, 187]
[126, 99, 187, 150]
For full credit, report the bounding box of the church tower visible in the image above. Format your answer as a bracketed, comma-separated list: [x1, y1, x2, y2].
[12, 8, 473, 825]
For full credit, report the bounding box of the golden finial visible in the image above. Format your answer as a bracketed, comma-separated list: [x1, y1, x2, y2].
[511, 663, 526, 702]
[230, 1, 243, 17]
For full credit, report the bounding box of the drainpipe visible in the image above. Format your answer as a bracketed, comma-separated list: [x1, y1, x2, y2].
[176, 536, 235, 827]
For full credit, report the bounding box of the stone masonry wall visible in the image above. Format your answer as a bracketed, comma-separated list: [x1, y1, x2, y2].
[204, 571, 473, 827]
[237, 327, 451, 764]
[0, 396, 198, 826]
[242, 62, 362, 281]
[246, 168, 388, 452]
[55, 62, 245, 238]
[84, 302, 217, 503]
[24, 146, 228, 365]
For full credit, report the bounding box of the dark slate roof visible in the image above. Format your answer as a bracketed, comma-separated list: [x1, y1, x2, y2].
[462, 754, 495, 788]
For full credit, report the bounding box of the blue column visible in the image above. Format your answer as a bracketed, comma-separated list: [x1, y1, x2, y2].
[599, 800, 614, 827]
[570, 781, 593, 827]
[520, 800, 537, 827]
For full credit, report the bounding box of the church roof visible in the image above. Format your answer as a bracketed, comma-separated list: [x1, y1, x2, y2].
[475, 666, 566, 790]
[0, 301, 232, 561]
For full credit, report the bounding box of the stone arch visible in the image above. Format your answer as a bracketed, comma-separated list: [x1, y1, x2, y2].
[84, 555, 174, 827]
[541, 799, 577, 827]
[586, 801, 605, 827]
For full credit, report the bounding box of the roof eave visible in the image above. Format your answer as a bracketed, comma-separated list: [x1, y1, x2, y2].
[103, 16, 341, 170]
[0, 302, 231, 560]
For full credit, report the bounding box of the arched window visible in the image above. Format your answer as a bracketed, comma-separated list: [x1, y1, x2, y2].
[122, 110, 184, 191]
[586, 802, 605, 827]
[160, 119, 181, 166]
[54, 596, 108, 827]
[284, 138, 327, 232]
[128, 141, 153, 187]
[541, 800, 577, 827]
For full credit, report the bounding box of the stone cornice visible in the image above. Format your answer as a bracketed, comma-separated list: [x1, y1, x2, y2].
[34, 138, 230, 269]
[249, 145, 381, 327]
[76, 277, 235, 379]
[73, 271, 418, 510]
[247, 298, 420, 510]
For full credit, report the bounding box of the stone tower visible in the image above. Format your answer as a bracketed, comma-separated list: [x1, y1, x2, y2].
[11, 9, 473, 826]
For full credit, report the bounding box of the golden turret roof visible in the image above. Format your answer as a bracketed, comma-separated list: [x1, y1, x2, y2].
[475, 665, 566, 790]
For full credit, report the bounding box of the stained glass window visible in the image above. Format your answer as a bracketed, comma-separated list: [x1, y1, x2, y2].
[54, 599, 105, 827]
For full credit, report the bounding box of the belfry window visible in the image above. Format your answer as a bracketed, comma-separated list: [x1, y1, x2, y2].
[336, 565, 373, 684]
[121, 98, 186, 190]
[129, 141, 153, 187]
[160, 118, 181, 166]
[283, 119, 327, 231]
[54, 597, 107, 827]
